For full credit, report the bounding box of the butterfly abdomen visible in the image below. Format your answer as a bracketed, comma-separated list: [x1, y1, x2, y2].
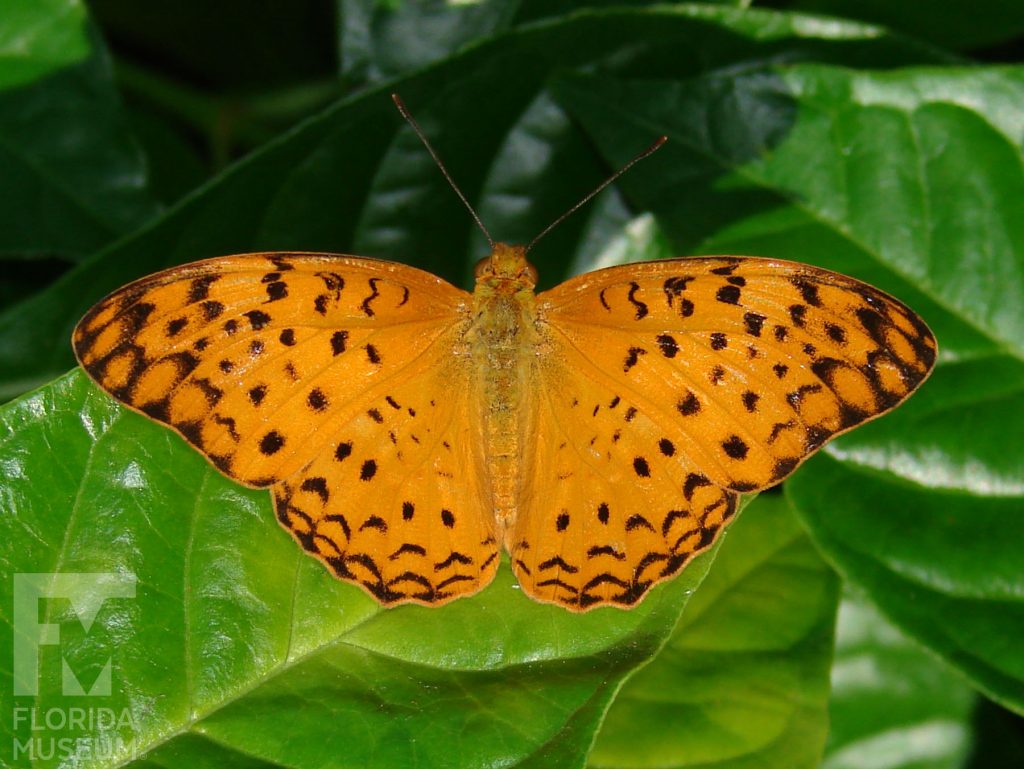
[469, 284, 540, 532]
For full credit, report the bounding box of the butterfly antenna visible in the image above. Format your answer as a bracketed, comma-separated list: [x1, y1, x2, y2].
[526, 135, 667, 254]
[391, 93, 495, 250]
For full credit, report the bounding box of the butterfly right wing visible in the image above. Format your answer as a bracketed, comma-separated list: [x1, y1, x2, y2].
[507, 255, 936, 611]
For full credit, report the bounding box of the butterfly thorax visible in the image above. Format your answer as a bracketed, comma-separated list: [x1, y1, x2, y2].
[469, 243, 541, 532]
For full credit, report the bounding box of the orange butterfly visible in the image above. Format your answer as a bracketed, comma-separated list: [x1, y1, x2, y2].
[73, 97, 936, 611]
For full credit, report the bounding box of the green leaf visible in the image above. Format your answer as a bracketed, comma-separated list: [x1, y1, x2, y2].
[89, 0, 335, 89]
[771, 0, 1024, 51]
[824, 591, 977, 769]
[590, 493, 840, 769]
[0, 0, 91, 89]
[0, 5, 945, 398]
[0, 0, 158, 261]
[0, 370, 729, 769]
[554, 62, 1024, 714]
[337, 0, 750, 84]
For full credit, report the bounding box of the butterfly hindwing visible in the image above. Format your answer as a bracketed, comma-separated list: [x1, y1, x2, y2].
[508, 355, 738, 610]
[273, 361, 500, 606]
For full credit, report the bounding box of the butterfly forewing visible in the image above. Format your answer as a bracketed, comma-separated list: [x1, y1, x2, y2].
[538, 256, 937, 494]
[73, 253, 466, 484]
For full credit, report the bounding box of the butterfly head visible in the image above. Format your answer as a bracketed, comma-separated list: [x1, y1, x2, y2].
[474, 243, 538, 293]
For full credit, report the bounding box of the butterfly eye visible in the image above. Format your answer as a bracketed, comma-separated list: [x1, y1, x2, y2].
[523, 262, 538, 283]
[473, 257, 493, 278]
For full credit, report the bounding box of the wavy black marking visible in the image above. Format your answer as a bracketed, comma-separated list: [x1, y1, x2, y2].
[661, 509, 691, 536]
[787, 383, 824, 411]
[587, 545, 625, 560]
[300, 476, 329, 503]
[390, 543, 426, 559]
[538, 556, 579, 574]
[767, 419, 797, 444]
[436, 574, 475, 591]
[359, 515, 388, 532]
[212, 414, 240, 442]
[627, 281, 648, 319]
[361, 278, 381, 317]
[625, 514, 655, 532]
[435, 551, 473, 570]
[537, 578, 579, 595]
[323, 513, 351, 540]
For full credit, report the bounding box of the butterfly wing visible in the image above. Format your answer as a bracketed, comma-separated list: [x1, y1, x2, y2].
[508, 256, 936, 610]
[74, 253, 500, 606]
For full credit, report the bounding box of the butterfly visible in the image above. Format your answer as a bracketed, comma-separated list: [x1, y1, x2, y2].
[72, 99, 937, 612]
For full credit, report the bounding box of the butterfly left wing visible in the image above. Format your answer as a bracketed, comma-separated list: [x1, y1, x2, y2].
[507, 256, 936, 611]
[74, 252, 500, 606]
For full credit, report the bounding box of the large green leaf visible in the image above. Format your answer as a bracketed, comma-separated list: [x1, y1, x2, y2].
[590, 493, 840, 769]
[551, 66, 1024, 711]
[0, 370, 740, 769]
[0, 5, 946, 399]
[824, 591, 977, 769]
[0, 0, 157, 261]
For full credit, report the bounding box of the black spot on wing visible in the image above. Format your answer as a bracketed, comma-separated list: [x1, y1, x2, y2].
[721, 435, 749, 460]
[244, 310, 271, 330]
[187, 275, 219, 303]
[677, 392, 701, 416]
[166, 317, 188, 337]
[260, 431, 285, 455]
[264, 281, 288, 302]
[331, 331, 348, 356]
[791, 276, 822, 306]
[743, 312, 766, 337]
[623, 347, 647, 372]
[308, 389, 328, 412]
[716, 285, 741, 305]
[656, 334, 679, 358]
